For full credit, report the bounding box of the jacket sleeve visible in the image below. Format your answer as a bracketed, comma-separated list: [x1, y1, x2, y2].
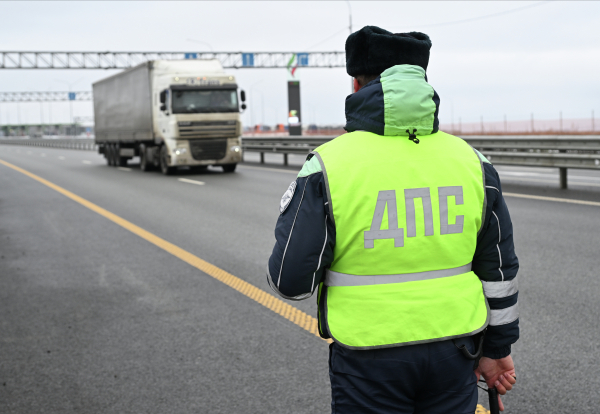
[473, 161, 520, 359]
[267, 156, 335, 300]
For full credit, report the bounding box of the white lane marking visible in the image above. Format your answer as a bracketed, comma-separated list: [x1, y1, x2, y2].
[82, 160, 92, 165]
[40, 153, 46, 157]
[239, 165, 299, 174]
[500, 176, 600, 188]
[26, 151, 32, 155]
[504, 192, 600, 207]
[118, 167, 132, 172]
[178, 178, 205, 186]
[58, 156, 65, 160]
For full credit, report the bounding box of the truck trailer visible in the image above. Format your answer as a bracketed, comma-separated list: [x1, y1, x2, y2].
[93, 59, 245, 174]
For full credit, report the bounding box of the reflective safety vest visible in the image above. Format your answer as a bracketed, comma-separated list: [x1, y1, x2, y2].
[313, 130, 489, 349]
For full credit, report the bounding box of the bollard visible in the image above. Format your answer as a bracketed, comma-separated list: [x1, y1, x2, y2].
[559, 167, 568, 189]
[283, 153, 288, 166]
[260, 152, 264, 164]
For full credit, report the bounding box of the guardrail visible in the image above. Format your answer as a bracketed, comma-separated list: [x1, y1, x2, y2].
[0, 138, 97, 151]
[2, 135, 599, 189]
[241, 135, 600, 189]
[242, 136, 332, 166]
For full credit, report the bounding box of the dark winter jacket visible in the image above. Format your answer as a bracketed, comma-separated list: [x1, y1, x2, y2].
[267, 65, 519, 359]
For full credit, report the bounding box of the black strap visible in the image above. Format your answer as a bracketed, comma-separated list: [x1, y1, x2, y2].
[453, 332, 484, 359]
[453, 330, 485, 370]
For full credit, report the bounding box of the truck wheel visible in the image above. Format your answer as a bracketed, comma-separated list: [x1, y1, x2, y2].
[160, 146, 174, 175]
[112, 145, 119, 167]
[108, 144, 116, 166]
[140, 145, 152, 172]
[222, 163, 237, 173]
[104, 145, 111, 166]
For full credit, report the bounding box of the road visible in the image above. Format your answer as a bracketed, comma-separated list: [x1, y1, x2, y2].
[0, 145, 599, 413]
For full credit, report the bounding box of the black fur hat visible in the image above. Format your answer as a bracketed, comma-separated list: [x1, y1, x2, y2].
[345, 26, 432, 76]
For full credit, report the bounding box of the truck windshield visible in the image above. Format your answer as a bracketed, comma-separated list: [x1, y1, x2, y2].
[171, 89, 239, 114]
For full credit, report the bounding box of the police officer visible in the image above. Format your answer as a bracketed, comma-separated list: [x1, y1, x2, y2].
[267, 26, 519, 414]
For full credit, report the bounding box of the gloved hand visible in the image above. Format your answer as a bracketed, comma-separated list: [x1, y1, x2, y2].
[475, 355, 516, 412]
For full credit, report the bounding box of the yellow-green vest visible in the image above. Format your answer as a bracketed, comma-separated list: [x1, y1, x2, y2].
[313, 130, 489, 349]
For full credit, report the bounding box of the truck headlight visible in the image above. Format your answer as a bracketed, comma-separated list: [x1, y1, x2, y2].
[175, 148, 187, 155]
[230, 145, 241, 153]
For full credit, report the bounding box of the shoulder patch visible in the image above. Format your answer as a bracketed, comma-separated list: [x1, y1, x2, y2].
[474, 148, 492, 164]
[280, 180, 297, 214]
[298, 155, 322, 177]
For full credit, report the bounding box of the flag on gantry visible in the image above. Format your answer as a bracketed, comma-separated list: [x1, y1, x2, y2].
[287, 54, 298, 77]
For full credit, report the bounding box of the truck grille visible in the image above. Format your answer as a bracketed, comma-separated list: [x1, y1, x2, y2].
[178, 120, 237, 139]
[189, 139, 228, 161]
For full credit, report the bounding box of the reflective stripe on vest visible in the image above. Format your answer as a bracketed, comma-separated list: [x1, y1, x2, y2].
[325, 263, 472, 287]
[314, 130, 489, 349]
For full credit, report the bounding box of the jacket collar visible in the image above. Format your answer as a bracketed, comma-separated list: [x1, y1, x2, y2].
[344, 65, 440, 137]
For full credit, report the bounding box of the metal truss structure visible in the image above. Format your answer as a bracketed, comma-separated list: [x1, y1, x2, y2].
[0, 52, 345, 69]
[0, 91, 92, 102]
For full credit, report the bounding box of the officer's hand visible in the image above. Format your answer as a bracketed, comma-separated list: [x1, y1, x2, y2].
[474, 355, 516, 411]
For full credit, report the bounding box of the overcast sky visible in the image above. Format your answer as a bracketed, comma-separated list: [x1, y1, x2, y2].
[0, 1, 598, 127]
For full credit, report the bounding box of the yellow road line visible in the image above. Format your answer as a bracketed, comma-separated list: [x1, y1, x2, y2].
[504, 192, 600, 207]
[0, 158, 327, 343]
[475, 404, 490, 414]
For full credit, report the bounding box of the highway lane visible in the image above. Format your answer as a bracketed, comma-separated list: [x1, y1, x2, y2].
[1, 145, 599, 413]
[0, 147, 311, 312]
[0, 147, 328, 414]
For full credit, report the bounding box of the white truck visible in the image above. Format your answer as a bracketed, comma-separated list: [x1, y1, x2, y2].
[93, 59, 246, 174]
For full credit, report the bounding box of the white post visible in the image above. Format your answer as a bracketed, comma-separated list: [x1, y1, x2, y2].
[261, 93, 265, 126]
[69, 88, 74, 137]
[560, 111, 562, 133]
[450, 101, 454, 134]
[346, 0, 353, 94]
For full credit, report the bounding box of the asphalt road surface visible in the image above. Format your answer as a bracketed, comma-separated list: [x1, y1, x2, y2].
[1, 145, 599, 414]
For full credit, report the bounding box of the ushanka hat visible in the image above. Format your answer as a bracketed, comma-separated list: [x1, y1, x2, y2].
[345, 26, 432, 76]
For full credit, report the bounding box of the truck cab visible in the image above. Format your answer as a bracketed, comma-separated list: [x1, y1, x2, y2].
[94, 59, 245, 174]
[151, 60, 244, 174]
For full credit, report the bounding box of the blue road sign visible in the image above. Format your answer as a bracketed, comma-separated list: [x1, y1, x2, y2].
[184, 53, 198, 59]
[68, 92, 76, 101]
[297, 53, 309, 66]
[242, 53, 254, 67]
